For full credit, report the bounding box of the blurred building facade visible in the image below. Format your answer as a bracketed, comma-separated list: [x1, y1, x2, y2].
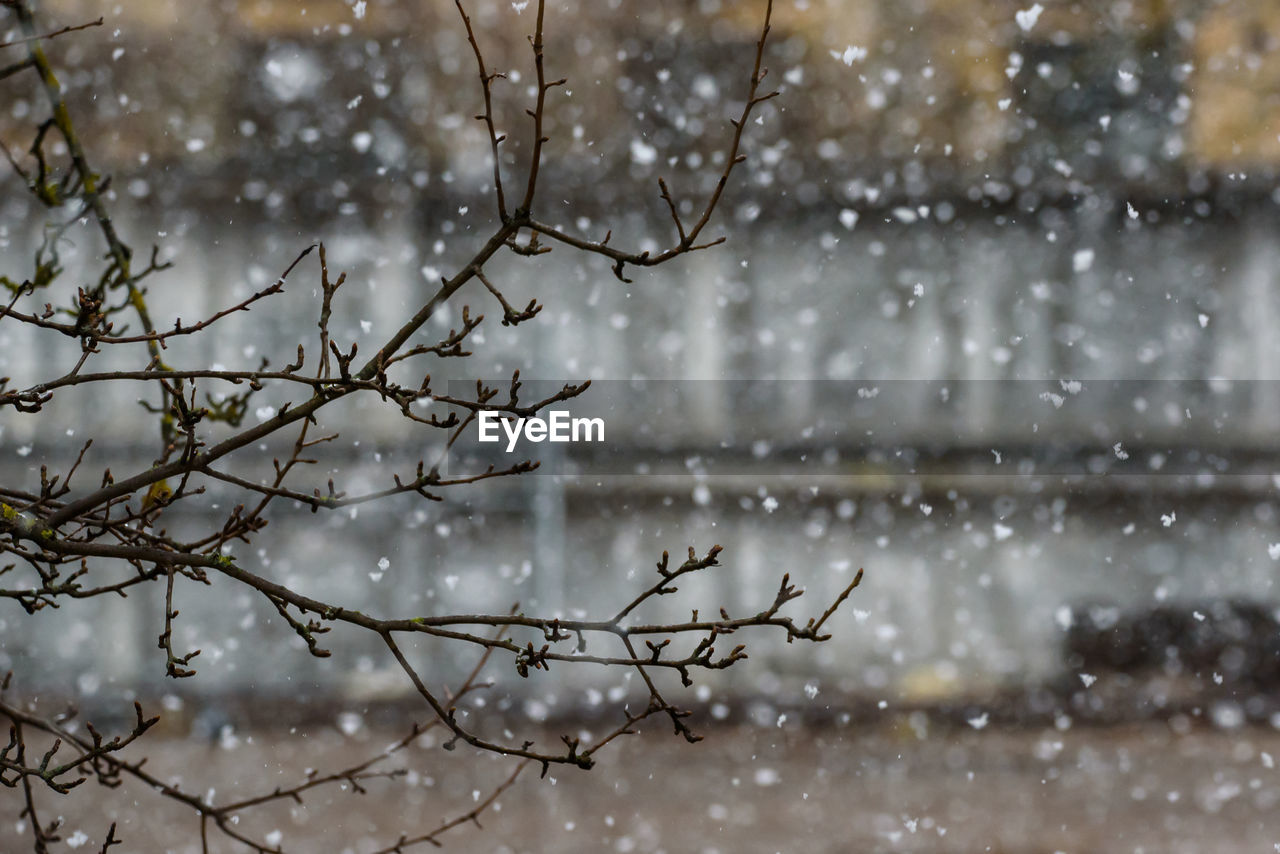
[4, 0, 1280, 713]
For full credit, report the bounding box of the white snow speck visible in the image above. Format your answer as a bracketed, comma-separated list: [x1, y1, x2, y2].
[1268, 543, 1280, 560]
[1127, 202, 1139, 220]
[1161, 512, 1176, 527]
[352, 131, 373, 153]
[1113, 442, 1129, 460]
[967, 712, 989, 730]
[1211, 701, 1244, 729]
[1079, 673, 1097, 687]
[1072, 249, 1095, 273]
[265, 830, 284, 847]
[693, 74, 719, 100]
[1198, 313, 1210, 328]
[838, 208, 859, 230]
[66, 831, 90, 849]
[629, 138, 657, 165]
[892, 207, 918, 223]
[337, 711, 363, 736]
[762, 496, 779, 513]
[262, 50, 323, 103]
[754, 768, 780, 786]
[993, 523, 1014, 541]
[831, 45, 867, 66]
[1015, 3, 1044, 32]
[1005, 51, 1023, 79]
[352, 0, 366, 19]
[919, 503, 933, 517]
[998, 98, 1012, 111]
[1055, 605, 1073, 630]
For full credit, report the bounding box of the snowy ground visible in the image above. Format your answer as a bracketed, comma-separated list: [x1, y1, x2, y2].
[6, 719, 1280, 853]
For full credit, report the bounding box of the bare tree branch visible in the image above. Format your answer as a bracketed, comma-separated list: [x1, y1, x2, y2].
[0, 1, 864, 850]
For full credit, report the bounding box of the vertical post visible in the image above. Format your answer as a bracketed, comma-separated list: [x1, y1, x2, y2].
[530, 451, 566, 614]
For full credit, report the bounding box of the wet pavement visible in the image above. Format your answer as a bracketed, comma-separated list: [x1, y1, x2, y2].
[5, 717, 1280, 853]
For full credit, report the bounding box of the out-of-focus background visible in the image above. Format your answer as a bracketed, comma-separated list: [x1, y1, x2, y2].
[5, 0, 1280, 850]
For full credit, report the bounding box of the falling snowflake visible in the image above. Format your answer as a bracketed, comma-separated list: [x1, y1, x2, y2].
[629, 138, 657, 165]
[754, 768, 780, 786]
[830, 45, 867, 66]
[1055, 605, 1073, 630]
[337, 712, 363, 736]
[1015, 3, 1044, 32]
